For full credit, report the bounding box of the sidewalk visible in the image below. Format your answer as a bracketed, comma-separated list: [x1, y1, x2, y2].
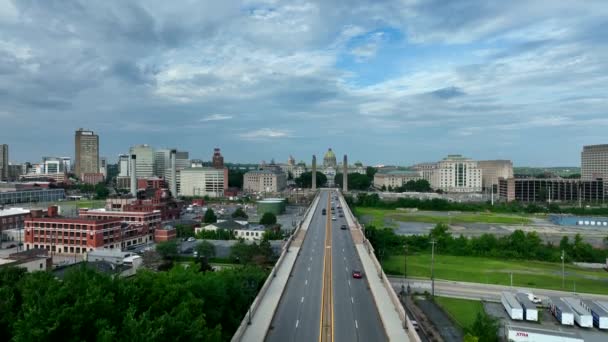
[239, 246, 301, 342]
[357, 244, 410, 341]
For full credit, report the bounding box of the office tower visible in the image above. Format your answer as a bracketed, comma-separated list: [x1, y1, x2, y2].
[74, 129, 99, 179]
[129, 144, 154, 178]
[154, 149, 189, 178]
[0, 144, 8, 181]
[582, 144, 608, 181]
[118, 154, 130, 177]
[431, 155, 482, 193]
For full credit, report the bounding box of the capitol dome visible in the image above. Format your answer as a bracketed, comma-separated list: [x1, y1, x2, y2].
[323, 148, 337, 168]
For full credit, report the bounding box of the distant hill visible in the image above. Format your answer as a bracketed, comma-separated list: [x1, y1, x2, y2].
[514, 167, 580, 177]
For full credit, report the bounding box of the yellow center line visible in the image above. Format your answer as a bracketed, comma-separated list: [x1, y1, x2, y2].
[319, 192, 334, 342]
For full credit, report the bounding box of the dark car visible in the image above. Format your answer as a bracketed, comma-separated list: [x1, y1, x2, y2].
[352, 270, 363, 279]
[339, 214, 344, 217]
[340, 224, 348, 230]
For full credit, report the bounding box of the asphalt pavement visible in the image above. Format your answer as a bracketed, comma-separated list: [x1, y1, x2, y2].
[265, 191, 328, 342]
[331, 198, 386, 342]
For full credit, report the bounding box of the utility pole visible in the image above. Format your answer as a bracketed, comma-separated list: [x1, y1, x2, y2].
[402, 243, 408, 294]
[431, 239, 436, 298]
[510, 272, 513, 288]
[561, 250, 565, 289]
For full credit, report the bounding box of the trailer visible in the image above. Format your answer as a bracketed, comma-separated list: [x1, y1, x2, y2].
[548, 297, 574, 325]
[562, 297, 593, 328]
[505, 325, 583, 342]
[580, 299, 608, 329]
[515, 293, 538, 321]
[501, 292, 524, 320]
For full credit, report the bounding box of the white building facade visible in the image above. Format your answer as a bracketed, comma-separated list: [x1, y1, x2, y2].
[431, 155, 482, 193]
[179, 168, 226, 197]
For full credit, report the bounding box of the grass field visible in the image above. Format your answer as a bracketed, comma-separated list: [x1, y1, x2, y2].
[434, 296, 484, 330]
[72, 200, 106, 208]
[354, 207, 532, 227]
[384, 254, 608, 295]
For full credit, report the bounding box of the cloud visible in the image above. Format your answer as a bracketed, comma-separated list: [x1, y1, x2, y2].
[200, 114, 233, 122]
[0, 0, 607, 166]
[239, 128, 292, 140]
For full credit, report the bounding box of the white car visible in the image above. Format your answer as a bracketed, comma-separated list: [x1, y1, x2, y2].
[187, 237, 195, 242]
[332, 216, 337, 221]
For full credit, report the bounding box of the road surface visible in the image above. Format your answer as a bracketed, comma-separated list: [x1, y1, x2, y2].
[266, 190, 386, 342]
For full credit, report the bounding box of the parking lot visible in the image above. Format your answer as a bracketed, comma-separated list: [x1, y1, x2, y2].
[485, 301, 608, 342]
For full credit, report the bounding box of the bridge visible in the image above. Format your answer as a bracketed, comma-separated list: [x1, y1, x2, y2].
[232, 189, 420, 342]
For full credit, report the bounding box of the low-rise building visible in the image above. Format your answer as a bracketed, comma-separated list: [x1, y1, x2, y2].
[79, 208, 160, 247]
[373, 170, 423, 189]
[499, 177, 604, 203]
[81, 173, 105, 185]
[155, 226, 176, 242]
[243, 169, 287, 193]
[0, 188, 65, 205]
[24, 216, 124, 254]
[179, 167, 228, 197]
[0, 248, 52, 272]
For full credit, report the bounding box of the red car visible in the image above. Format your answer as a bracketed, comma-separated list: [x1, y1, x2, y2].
[352, 270, 363, 279]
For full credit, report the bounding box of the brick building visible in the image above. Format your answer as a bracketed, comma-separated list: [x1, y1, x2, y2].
[81, 173, 105, 185]
[79, 208, 161, 248]
[24, 216, 123, 254]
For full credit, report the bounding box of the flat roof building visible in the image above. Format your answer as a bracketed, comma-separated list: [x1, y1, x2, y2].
[582, 144, 608, 182]
[75, 129, 99, 180]
[499, 177, 604, 203]
[243, 169, 287, 194]
[373, 170, 423, 190]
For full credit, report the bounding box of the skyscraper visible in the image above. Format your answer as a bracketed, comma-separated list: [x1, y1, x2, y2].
[118, 154, 130, 177]
[0, 144, 8, 181]
[74, 129, 99, 179]
[129, 144, 154, 178]
[155, 149, 189, 178]
[582, 144, 608, 186]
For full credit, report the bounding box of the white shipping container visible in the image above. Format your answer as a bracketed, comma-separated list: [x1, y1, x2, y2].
[502, 292, 524, 320]
[581, 300, 608, 329]
[516, 293, 538, 321]
[549, 297, 574, 325]
[562, 297, 593, 328]
[506, 325, 583, 342]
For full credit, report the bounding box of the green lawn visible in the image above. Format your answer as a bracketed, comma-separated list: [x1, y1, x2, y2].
[434, 296, 484, 330]
[355, 207, 532, 226]
[384, 254, 608, 295]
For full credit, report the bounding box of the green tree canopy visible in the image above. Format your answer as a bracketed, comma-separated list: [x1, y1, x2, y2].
[203, 209, 218, 224]
[156, 240, 179, 260]
[195, 240, 216, 259]
[295, 171, 327, 188]
[232, 207, 248, 220]
[259, 212, 277, 225]
[335, 173, 372, 190]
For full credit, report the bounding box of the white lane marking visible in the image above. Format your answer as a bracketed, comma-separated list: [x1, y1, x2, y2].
[342, 248, 344, 252]
[348, 280, 351, 287]
[296, 320, 299, 328]
[310, 257, 313, 261]
[308, 267, 311, 272]
[345, 267, 348, 271]
[344, 256, 346, 260]
[351, 297, 354, 303]
[305, 279, 308, 285]
[301, 296, 305, 303]
[355, 320, 358, 329]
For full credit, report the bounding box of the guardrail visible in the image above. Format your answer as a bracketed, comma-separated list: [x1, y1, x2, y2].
[231, 192, 320, 342]
[339, 194, 421, 342]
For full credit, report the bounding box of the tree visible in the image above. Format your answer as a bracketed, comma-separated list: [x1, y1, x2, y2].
[175, 224, 195, 238]
[94, 183, 110, 199]
[259, 212, 277, 225]
[366, 166, 377, 179]
[335, 173, 372, 190]
[468, 312, 499, 342]
[156, 240, 179, 260]
[294, 171, 327, 188]
[203, 209, 218, 224]
[228, 169, 245, 189]
[196, 240, 216, 259]
[232, 207, 248, 220]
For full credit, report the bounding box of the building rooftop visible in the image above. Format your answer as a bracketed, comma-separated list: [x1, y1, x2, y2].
[246, 169, 283, 175]
[377, 170, 421, 176]
[0, 208, 30, 217]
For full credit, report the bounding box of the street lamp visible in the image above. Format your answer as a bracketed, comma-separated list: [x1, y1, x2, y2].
[561, 250, 565, 289]
[402, 243, 408, 295]
[243, 279, 257, 325]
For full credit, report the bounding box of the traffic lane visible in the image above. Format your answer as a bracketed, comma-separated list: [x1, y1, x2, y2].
[266, 191, 328, 342]
[332, 216, 358, 342]
[334, 214, 386, 342]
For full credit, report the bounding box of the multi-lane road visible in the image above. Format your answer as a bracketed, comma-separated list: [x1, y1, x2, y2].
[266, 190, 385, 342]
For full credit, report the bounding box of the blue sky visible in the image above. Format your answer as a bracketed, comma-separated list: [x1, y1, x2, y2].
[1, 0, 607, 166]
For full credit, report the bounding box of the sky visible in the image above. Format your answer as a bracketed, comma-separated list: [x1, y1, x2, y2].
[1, 0, 607, 167]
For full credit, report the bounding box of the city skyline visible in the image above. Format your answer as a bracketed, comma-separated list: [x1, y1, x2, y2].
[1, 1, 607, 165]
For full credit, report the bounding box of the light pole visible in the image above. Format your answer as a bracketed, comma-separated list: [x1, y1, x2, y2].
[244, 279, 256, 325]
[431, 239, 436, 298]
[561, 250, 565, 289]
[402, 243, 408, 294]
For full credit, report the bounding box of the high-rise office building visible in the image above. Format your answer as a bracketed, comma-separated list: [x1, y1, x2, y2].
[74, 129, 99, 179]
[118, 154, 130, 177]
[154, 149, 189, 178]
[129, 144, 154, 178]
[0, 144, 8, 181]
[581, 144, 608, 182]
[477, 160, 513, 191]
